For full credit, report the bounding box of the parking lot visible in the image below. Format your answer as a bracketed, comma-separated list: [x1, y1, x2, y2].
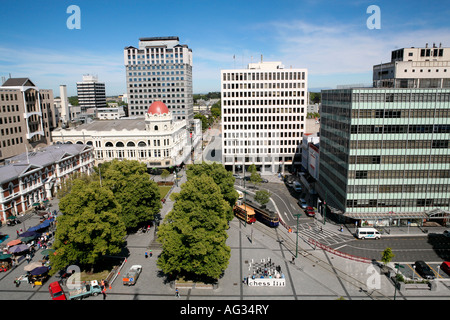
[396, 261, 450, 281]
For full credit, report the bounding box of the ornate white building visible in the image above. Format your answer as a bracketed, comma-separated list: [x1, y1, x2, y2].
[51, 101, 200, 167]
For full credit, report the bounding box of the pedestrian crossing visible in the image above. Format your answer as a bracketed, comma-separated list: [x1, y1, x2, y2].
[296, 222, 355, 247]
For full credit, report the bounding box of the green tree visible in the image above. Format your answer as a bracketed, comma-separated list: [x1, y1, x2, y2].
[254, 190, 271, 207]
[248, 164, 262, 188]
[50, 180, 126, 274]
[161, 169, 170, 182]
[157, 175, 230, 281]
[381, 247, 395, 266]
[186, 162, 238, 221]
[96, 159, 161, 229]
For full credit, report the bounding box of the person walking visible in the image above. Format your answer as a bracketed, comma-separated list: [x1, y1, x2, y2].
[175, 288, 180, 298]
[101, 286, 107, 300]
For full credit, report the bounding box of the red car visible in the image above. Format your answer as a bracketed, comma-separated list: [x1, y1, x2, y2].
[305, 206, 315, 217]
[441, 261, 450, 276]
[48, 281, 67, 300]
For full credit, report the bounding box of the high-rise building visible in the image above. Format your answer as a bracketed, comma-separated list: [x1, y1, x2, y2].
[221, 61, 307, 174]
[124, 36, 193, 122]
[76, 74, 106, 113]
[318, 45, 450, 228]
[0, 78, 55, 162]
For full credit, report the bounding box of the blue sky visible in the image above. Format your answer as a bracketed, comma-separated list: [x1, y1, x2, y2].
[1, 0, 450, 96]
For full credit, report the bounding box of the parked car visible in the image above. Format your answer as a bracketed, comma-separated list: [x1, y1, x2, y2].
[233, 174, 242, 180]
[293, 181, 302, 192]
[122, 265, 142, 286]
[67, 280, 102, 300]
[443, 230, 450, 237]
[48, 281, 67, 300]
[297, 198, 307, 209]
[305, 209, 315, 217]
[414, 260, 436, 280]
[440, 261, 450, 276]
[261, 178, 268, 183]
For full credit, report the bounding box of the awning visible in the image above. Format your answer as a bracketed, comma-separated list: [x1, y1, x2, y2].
[343, 211, 428, 220]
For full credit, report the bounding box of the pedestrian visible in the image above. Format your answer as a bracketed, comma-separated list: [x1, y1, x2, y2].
[102, 286, 107, 300]
[340, 225, 344, 232]
[175, 288, 180, 298]
[149, 249, 152, 257]
[16, 230, 19, 238]
[145, 251, 148, 258]
[291, 256, 295, 265]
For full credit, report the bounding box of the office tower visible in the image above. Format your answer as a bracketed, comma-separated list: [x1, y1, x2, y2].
[221, 61, 307, 174]
[0, 78, 54, 162]
[124, 36, 193, 122]
[318, 45, 450, 228]
[76, 74, 106, 113]
[373, 43, 450, 88]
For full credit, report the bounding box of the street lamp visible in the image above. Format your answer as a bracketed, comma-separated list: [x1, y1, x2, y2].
[294, 213, 302, 258]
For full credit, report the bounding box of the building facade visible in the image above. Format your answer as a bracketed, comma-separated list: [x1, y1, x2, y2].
[0, 144, 94, 223]
[76, 75, 107, 113]
[373, 43, 450, 89]
[124, 36, 193, 122]
[221, 61, 307, 174]
[318, 88, 450, 227]
[0, 78, 55, 163]
[51, 101, 200, 168]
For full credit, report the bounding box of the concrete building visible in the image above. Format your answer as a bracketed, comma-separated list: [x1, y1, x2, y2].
[124, 36, 193, 122]
[96, 106, 125, 120]
[0, 78, 55, 163]
[373, 43, 450, 89]
[221, 61, 307, 174]
[51, 101, 201, 168]
[0, 143, 94, 223]
[76, 74, 106, 113]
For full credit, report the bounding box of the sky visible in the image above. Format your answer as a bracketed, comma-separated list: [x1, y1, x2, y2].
[0, 0, 450, 96]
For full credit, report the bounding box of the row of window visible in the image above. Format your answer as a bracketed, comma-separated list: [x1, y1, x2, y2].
[223, 107, 304, 114]
[223, 115, 303, 123]
[224, 138, 301, 146]
[224, 147, 298, 155]
[223, 71, 306, 81]
[350, 170, 450, 179]
[346, 198, 449, 208]
[352, 108, 450, 119]
[351, 124, 450, 134]
[349, 154, 450, 165]
[223, 99, 305, 106]
[347, 184, 450, 194]
[223, 90, 305, 98]
[223, 82, 305, 90]
[350, 139, 450, 149]
[223, 123, 303, 130]
[351, 91, 450, 103]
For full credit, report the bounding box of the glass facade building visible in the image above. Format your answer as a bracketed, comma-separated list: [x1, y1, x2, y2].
[318, 88, 450, 227]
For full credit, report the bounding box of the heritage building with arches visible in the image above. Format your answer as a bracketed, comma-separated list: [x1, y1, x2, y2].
[0, 144, 94, 223]
[51, 101, 200, 167]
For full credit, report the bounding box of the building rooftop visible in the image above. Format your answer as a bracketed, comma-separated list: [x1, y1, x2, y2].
[1, 78, 36, 87]
[0, 144, 91, 184]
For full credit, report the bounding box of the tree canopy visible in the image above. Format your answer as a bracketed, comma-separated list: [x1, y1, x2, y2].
[157, 175, 231, 281]
[95, 159, 162, 229]
[186, 162, 238, 221]
[50, 180, 126, 274]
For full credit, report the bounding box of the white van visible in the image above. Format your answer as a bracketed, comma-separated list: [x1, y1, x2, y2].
[356, 227, 381, 240]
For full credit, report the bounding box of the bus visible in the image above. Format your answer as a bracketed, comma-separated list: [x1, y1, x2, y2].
[243, 200, 279, 228]
[234, 204, 256, 224]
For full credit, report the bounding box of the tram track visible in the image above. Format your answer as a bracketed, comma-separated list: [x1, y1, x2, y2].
[233, 220, 392, 300]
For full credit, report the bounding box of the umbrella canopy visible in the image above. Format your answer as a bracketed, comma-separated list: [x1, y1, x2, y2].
[0, 254, 12, 260]
[30, 266, 48, 276]
[19, 231, 38, 238]
[21, 235, 39, 243]
[40, 249, 55, 256]
[7, 239, 22, 247]
[9, 244, 29, 253]
[24, 261, 43, 271]
[7, 215, 17, 220]
[32, 202, 40, 207]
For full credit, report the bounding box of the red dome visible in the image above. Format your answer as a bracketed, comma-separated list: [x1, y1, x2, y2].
[147, 101, 169, 115]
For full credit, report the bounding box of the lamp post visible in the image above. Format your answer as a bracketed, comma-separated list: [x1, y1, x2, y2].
[294, 213, 301, 258]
